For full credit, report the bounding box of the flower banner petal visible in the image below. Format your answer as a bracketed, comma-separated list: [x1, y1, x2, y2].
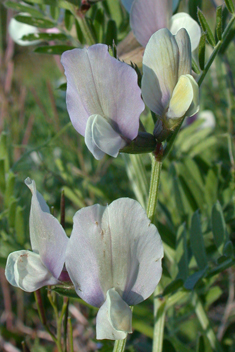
[5, 250, 59, 292]
[66, 204, 109, 307]
[25, 178, 68, 279]
[61, 45, 144, 140]
[142, 28, 179, 116]
[130, 0, 172, 47]
[170, 13, 201, 51]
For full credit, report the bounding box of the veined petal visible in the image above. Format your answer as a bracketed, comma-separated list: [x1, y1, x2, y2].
[96, 288, 132, 340]
[175, 28, 191, 77]
[25, 178, 68, 279]
[170, 13, 201, 51]
[61, 45, 144, 139]
[66, 198, 163, 308]
[185, 74, 200, 117]
[166, 74, 194, 119]
[85, 114, 126, 160]
[130, 0, 172, 47]
[121, 0, 134, 12]
[142, 28, 179, 116]
[66, 204, 108, 307]
[5, 250, 59, 292]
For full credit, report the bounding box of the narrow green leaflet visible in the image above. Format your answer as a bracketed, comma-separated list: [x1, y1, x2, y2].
[205, 169, 218, 211]
[14, 15, 55, 28]
[211, 201, 226, 254]
[216, 6, 223, 41]
[197, 9, 216, 47]
[184, 268, 207, 290]
[0, 159, 5, 192]
[196, 334, 205, 352]
[190, 211, 207, 270]
[192, 58, 201, 74]
[15, 206, 25, 246]
[224, 0, 235, 13]
[4, 173, 15, 208]
[4, 1, 44, 18]
[106, 19, 117, 46]
[176, 223, 188, 280]
[34, 45, 75, 55]
[22, 33, 68, 42]
[198, 33, 206, 70]
[64, 9, 74, 31]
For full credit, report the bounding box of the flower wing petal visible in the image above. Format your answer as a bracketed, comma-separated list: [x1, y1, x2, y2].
[170, 13, 201, 51]
[61, 45, 144, 140]
[175, 28, 191, 77]
[25, 178, 68, 279]
[96, 288, 132, 340]
[142, 28, 179, 115]
[166, 74, 194, 119]
[85, 114, 126, 160]
[130, 0, 172, 47]
[5, 250, 59, 292]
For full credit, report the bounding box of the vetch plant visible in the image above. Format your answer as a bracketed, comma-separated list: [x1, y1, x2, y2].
[142, 28, 199, 141]
[65, 198, 163, 340]
[61, 44, 145, 160]
[5, 178, 69, 292]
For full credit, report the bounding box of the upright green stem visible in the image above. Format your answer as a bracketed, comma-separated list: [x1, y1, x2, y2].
[113, 339, 127, 352]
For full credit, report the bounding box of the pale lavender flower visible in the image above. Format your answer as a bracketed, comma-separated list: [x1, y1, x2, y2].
[142, 28, 199, 135]
[5, 178, 69, 292]
[122, 0, 201, 51]
[61, 44, 145, 160]
[65, 198, 163, 340]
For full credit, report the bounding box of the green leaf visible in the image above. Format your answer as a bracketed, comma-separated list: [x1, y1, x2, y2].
[205, 286, 222, 308]
[4, 1, 44, 17]
[176, 223, 188, 280]
[196, 334, 205, 352]
[8, 197, 17, 228]
[75, 18, 85, 44]
[0, 132, 10, 172]
[162, 279, 184, 296]
[0, 159, 5, 192]
[190, 211, 207, 270]
[197, 9, 216, 47]
[223, 241, 234, 257]
[64, 9, 74, 31]
[192, 58, 201, 74]
[93, 8, 105, 43]
[50, 5, 60, 20]
[34, 45, 75, 55]
[205, 169, 218, 211]
[211, 201, 226, 254]
[188, 0, 202, 21]
[15, 206, 25, 246]
[14, 15, 55, 28]
[184, 267, 207, 290]
[216, 6, 223, 41]
[105, 19, 117, 46]
[4, 172, 15, 208]
[57, 82, 67, 91]
[198, 33, 206, 70]
[224, 0, 235, 13]
[22, 32, 68, 42]
[163, 339, 177, 352]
